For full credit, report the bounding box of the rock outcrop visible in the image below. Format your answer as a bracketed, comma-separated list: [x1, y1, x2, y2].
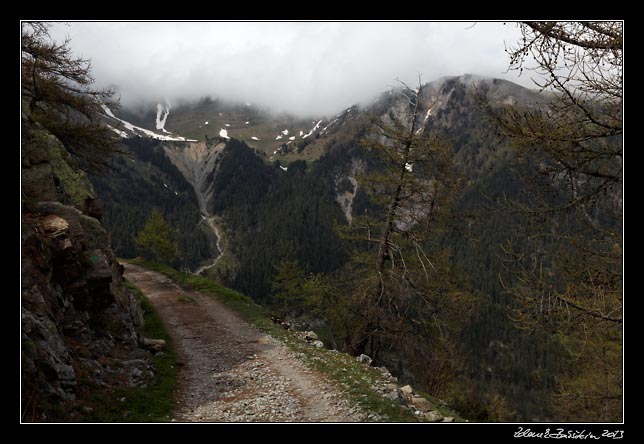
[21, 115, 155, 421]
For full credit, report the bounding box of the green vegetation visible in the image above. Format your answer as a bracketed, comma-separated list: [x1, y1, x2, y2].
[85, 24, 621, 425]
[135, 208, 179, 265]
[89, 136, 216, 270]
[21, 23, 122, 173]
[208, 139, 347, 301]
[494, 22, 623, 422]
[125, 258, 461, 422]
[75, 281, 177, 422]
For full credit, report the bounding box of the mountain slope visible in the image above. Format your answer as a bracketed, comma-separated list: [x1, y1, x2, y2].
[89, 137, 218, 271]
[89, 74, 573, 421]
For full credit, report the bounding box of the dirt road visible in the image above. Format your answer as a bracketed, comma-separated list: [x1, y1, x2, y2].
[124, 264, 364, 422]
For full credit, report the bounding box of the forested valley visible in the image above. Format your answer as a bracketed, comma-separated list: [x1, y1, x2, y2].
[93, 62, 621, 422]
[23, 21, 622, 424]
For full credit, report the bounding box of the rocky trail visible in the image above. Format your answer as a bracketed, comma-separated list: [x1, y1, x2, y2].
[124, 264, 365, 422]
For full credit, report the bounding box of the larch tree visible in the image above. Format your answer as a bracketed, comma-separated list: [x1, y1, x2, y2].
[336, 79, 475, 394]
[493, 21, 623, 421]
[21, 22, 123, 173]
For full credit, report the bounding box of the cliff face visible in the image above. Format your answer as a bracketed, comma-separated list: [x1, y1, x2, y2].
[21, 115, 155, 421]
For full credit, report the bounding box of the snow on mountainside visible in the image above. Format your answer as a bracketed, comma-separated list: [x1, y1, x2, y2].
[100, 103, 198, 142]
[156, 103, 171, 134]
[110, 75, 544, 165]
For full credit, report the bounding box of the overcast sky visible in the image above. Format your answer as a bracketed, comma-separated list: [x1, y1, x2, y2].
[47, 21, 533, 116]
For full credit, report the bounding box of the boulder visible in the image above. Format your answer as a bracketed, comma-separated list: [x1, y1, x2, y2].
[41, 214, 70, 234]
[304, 331, 319, 341]
[410, 395, 433, 411]
[400, 384, 414, 396]
[356, 354, 373, 365]
[311, 340, 324, 348]
[423, 411, 444, 422]
[442, 416, 455, 423]
[385, 389, 406, 405]
[376, 366, 391, 377]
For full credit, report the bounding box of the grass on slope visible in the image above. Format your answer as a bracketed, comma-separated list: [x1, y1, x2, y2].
[124, 259, 464, 422]
[74, 281, 177, 422]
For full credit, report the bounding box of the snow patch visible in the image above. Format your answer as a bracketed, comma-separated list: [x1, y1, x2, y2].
[281, 129, 289, 135]
[424, 107, 433, 121]
[219, 128, 230, 140]
[275, 135, 283, 140]
[156, 103, 171, 134]
[107, 124, 128, 138]
[280, 166, 288, 172]
[245, 121, 250, 124]
[225, 124, 230, 127]
[289, 136, 295, 141]
[299, 130, 304, 136]
[405, 162, 414, 172]
[205, 121, 209, 125]
[302, 120, 323, 138]
[100, 104, 195, 142]
[163, 183, 168, 188]
[321, 118, 339, 133]
[251, 136, 260, 141]
[415, 105, 435, 134]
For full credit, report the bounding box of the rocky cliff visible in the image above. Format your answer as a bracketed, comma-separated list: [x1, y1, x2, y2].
[21, 114, 156, 421]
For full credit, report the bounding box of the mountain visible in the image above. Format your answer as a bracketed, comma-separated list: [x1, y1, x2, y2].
[84, 74, 569, 421]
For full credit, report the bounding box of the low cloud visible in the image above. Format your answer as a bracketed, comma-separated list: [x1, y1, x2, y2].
[48, 21, 531, 116]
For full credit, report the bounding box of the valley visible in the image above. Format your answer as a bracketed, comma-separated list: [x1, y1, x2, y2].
[89, 74, 581, 422]
[21, 20, 622, 425]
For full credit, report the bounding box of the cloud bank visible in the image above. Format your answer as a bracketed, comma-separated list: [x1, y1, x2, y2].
[48, 21, 532, 116]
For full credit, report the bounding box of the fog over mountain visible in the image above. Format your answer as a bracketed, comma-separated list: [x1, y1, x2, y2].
[48, 21, 536, 116]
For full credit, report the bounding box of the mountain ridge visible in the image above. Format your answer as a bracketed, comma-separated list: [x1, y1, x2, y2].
[86, 74, 565, 421]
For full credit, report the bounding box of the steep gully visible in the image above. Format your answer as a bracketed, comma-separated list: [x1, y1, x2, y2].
[162, 141, 225, 274]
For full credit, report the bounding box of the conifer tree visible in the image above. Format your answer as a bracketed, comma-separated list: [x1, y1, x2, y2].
[493, 21, 623, 421]
[135, 208, 178, 265]
[21, 22, 122, 173]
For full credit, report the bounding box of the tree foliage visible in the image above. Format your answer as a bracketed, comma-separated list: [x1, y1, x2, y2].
[135, 208, 178, 265]
[21, 22, 122, 173]
[270, 245, 307, 317]
[89, 137, 216, 271]
[324, 79, 475, 394]
[492, 21, 623, 421]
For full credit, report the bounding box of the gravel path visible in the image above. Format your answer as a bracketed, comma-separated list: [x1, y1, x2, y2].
[125, 264, 364, 423]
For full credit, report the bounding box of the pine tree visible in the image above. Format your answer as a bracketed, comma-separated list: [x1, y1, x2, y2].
[135, 208, 178, 265]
